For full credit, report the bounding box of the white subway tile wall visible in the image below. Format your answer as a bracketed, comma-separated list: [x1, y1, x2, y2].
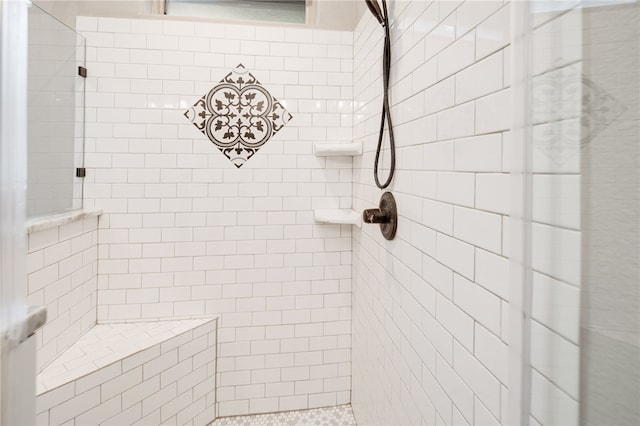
[77, 16, 353, 416]
[35, 319, 217, 425]
[352, 1, 511, 425]
[27, 215, 99, 372]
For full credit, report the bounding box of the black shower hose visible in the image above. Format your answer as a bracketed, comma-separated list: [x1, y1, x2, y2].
[373, 0, 395, 190]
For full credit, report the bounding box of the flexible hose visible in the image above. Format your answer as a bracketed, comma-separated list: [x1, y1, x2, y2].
[373, 0, 395, 189]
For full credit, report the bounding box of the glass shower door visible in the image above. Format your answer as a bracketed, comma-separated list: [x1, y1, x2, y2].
[578, 2, 639, 424]
[514, 1, 640, 425]
[27, 4, 86, 218]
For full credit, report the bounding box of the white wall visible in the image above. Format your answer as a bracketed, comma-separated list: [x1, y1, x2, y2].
[352, 1, 511, 424]
[78, 15, 353, 416]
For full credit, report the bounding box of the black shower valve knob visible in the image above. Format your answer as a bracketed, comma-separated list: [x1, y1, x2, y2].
[362, 191, 397, 240]
[363, 208, 390, 224]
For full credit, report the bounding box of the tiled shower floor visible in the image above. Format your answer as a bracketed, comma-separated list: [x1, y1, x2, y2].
[211, 405, 357, 426]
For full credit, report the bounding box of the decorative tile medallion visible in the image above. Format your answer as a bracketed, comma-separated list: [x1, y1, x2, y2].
[184, 64, 292, 168]
[210, 405, 357, 426]
[532, 68, 627, 165]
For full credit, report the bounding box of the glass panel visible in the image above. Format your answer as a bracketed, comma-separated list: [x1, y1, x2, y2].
[166, 0, 306, 25]
[579, 1, 639, 424]
[524, 1, 639, 425]
[27, 4, 85, 218]
[528, 5, 583, 425]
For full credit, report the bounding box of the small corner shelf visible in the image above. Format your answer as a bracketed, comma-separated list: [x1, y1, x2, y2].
[313, 142, 362, 157]
[313, 209, 362, 228]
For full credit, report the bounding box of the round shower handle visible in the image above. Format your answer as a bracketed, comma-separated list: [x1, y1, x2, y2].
[362, 192, 397, 240]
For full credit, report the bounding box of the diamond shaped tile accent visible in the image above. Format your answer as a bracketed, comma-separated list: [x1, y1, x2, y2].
[532, 73, 627, 165]
[184, 64, 292, 168]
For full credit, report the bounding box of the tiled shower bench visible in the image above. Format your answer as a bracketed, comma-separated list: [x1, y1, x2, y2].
[35, 318, 217, 425]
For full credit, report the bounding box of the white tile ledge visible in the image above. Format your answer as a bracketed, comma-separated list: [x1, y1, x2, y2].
[27, 209, 102, 234]
[313, 141, 362, 156]
[314, 209, 362, 227]
[37, 317, 216, 395]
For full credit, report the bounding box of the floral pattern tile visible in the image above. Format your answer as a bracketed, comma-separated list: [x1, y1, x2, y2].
[184, 64, 292, 168]
[211, 405, 357, 426]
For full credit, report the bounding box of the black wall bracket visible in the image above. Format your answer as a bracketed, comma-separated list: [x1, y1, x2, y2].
[76, 167, 86, 178]
[78, 66, 87, 78]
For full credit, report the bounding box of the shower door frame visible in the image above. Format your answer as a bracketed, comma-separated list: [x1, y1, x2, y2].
[508, 1, 534, 425]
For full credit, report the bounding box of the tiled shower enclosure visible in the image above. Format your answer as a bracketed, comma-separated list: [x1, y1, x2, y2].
[24, 0, 635, 425]
[79, 14, 353, 420]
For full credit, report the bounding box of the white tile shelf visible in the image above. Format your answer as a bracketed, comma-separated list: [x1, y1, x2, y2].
[313, 141, 362, 156]
[313, 209, 362, 227]
[313, 143, 361, 228]
[26, 208, 102, 234]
